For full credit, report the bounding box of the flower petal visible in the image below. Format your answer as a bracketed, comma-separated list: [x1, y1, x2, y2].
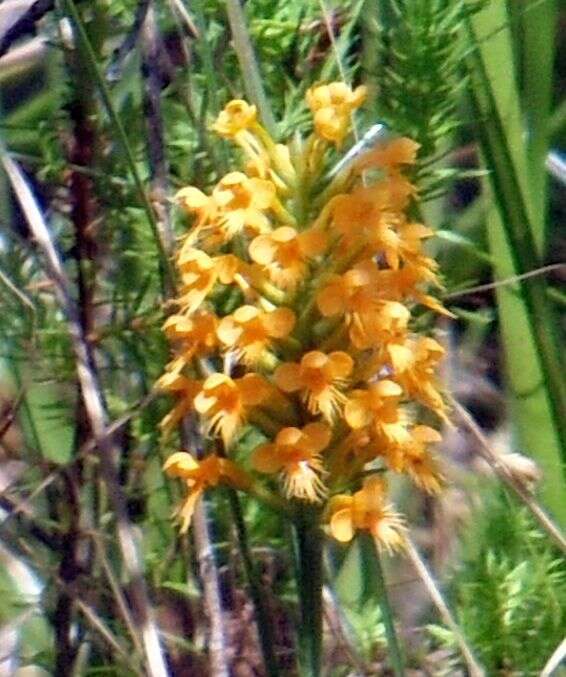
[274, 363, 303, 392]
[330, 507, 355, 542]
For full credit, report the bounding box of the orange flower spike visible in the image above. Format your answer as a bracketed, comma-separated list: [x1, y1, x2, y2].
[164, 452, 251, 532]
[345, 380, 411, 446]
[306, 82, 367, 146]
[249, 226, 327, 290]
[388, 425, 444, 494]
[194, 372, 272, 447]
[216, 305, 296, 366]
[212, 172, 275, 241]
[327, 476, 407, 551]
[252, 422, 332, 502]
[274, 350, 353, 422]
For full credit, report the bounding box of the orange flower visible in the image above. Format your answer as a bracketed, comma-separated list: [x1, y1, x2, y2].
[212, 100, 258, 137]
[156, 372, 201, 438]
[394, 337, 448, 420]
[330, 184, 406, 267]
[164, 452, 250, 532]
[251, 422, 332, 502]
[216, 305, 295, 366]
[194, 372, 272, 446]
[176, 247, 240, 315]
[212, 172, 275, 240]
[355, 137, 420, 172]
[387, 426, 443, 494]
[344, 380, 410, 446]
[326, 476, 406, 551]
[274, 350, 353, 421]
[306, 82, 367, 145]
[249, 226, 327, 290]
[317, 261, 410, 350]
[163, 311, 218, 361]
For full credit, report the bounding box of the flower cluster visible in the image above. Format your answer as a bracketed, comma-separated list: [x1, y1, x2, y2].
[159, 84, 450, 550]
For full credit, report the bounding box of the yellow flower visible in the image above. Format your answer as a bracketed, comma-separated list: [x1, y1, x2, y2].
[251, 422, 332, 502]
[156, 372, 201, 438]
[176, 247, 240, 315]
[212, 172, 276, 240]
[212, 100, 258, 137]
[163, 311, 219, 361]
[306, 82, 367, 145]
[249, 226, 327, 290]
[175, 186, 218, 231]
[387, 426, 444, 494]
[326, 476, 406, 551]
[194, 372, 272, 446]
[164, 452, 250, 532]
[216, 305, 296, 366]
[344, 380, 410, 446]
[274, 350, 353, 422]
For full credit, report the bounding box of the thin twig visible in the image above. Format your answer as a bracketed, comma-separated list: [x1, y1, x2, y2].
[444, 263, 565, 299]
[449, 396, 566, 553]
[404, 537, 485, 677]
[0, 150, 170, 677]
[94, 535, 146, 660]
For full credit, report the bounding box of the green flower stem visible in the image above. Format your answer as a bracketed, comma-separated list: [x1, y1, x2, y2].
[365, 535, 405, 677]
[226, 488, 280, 677]
[293, 507, 324, 677]
[224, 0, 276, 136]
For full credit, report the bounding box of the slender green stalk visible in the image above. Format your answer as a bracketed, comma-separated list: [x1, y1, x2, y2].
[224, 0, 276, 135]
[226, 489, 280, 677]
[293, 508, 324, 677]
[364, 535, 405, 677]
[61, 0, 174, 294]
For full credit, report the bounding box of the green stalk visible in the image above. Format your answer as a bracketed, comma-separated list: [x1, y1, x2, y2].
[466, 5, 566, 524]
[61, 0, 174, 294]
[226, 489, 280, 677]
[293, 507, 324, 677]
[363, 535, 405, 677]
[224, 0, 276, 135]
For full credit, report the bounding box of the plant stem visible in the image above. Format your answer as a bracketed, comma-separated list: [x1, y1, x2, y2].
[293, 507, 324, 677]
[367, 536, 405, 677]
[227, 489, 280, 677]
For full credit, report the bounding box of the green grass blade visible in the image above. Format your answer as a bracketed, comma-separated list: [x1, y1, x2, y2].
[466, 3, 566, 524]
[515, 0, 557, 234]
